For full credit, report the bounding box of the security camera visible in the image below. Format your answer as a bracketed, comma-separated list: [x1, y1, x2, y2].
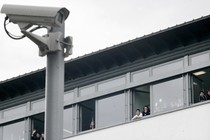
[1, 4, 72, 57]
[1, 4, 69, 27]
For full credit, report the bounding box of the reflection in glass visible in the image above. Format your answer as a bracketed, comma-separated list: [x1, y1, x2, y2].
[153, 77, 184, 114]
[63, 107, 73, 138]
[97, 93, 125, 128]
[3, 120, 25, 140]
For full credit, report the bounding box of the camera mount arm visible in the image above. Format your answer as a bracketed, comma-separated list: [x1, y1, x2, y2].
[21, 30, 72, 57]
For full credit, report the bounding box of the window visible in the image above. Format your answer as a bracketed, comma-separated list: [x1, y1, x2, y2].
[132, 85, 150, 117]
[63, 107, 73, 138]
[152, 77, 184, 114]
[97, 93, 126, 128]
[31, 113, 45, 137]
[79, 100, 95, 131]
[31, 109, 74, 139]
[3, 120, 25, 140]
[191, 67, 210, 104]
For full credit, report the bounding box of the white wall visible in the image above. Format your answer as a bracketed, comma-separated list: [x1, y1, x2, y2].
[65, 102, 210, 140]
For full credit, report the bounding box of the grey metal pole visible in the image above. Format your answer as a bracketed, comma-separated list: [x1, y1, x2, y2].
[45, 24, 65, 140]
[0, 4, 70, 140]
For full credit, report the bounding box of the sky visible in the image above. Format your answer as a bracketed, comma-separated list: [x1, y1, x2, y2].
[0, 0, 210, 81]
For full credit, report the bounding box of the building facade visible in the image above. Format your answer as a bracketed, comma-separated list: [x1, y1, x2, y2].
[0, 15, 210, 140]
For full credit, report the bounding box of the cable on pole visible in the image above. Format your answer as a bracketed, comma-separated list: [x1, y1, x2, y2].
[4, 16, 48, 40]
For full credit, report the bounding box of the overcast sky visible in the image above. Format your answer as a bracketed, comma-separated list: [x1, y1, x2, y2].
[0, 0, 210, 81]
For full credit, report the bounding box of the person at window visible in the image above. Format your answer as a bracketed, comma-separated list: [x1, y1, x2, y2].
[31, 129, 40, 140]
[142, 106, 150, 116]
[90, 117, 95, 129]
[206, 90, 210, 100]
[132, 109, 142, 120]
[199, 91, 207, 102]
[40, 132, 44, 140]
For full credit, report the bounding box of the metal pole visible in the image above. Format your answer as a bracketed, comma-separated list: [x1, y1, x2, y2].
[45, 24, 65, 140]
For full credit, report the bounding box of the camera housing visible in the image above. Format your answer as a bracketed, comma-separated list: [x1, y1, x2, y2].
[1, 4, 69, 27]
[1, 4, 72, 57]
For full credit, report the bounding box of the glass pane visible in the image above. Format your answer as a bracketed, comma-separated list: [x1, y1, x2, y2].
[153, 77, 184, 114]
[3, 121, 25, 140]
[63, 107, 73, 138]
[97, 93, 125, 128]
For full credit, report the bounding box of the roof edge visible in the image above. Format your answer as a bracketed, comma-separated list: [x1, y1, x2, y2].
[1, 14, 210, 84]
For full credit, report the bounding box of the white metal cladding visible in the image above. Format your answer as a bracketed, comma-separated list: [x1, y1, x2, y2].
[3, 104, 26, 119]
[97, 76, 126, 91]
[65, 102, 210, 140]
[79, 85, 96, 97]
[64, 90, 74, 102]
[31, 98, 45, 111]
[189, 50, 210, 65]
[131, 69, 150, 82]
[152, 59, 184, 76]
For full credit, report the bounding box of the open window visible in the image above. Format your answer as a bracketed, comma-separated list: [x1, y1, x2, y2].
[79, 100, 95, 132]
[31, 113, 45, 136]
[132, 85, 150, 118]
[191, 67, 210, 104]
[31, 109, 74, 139]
